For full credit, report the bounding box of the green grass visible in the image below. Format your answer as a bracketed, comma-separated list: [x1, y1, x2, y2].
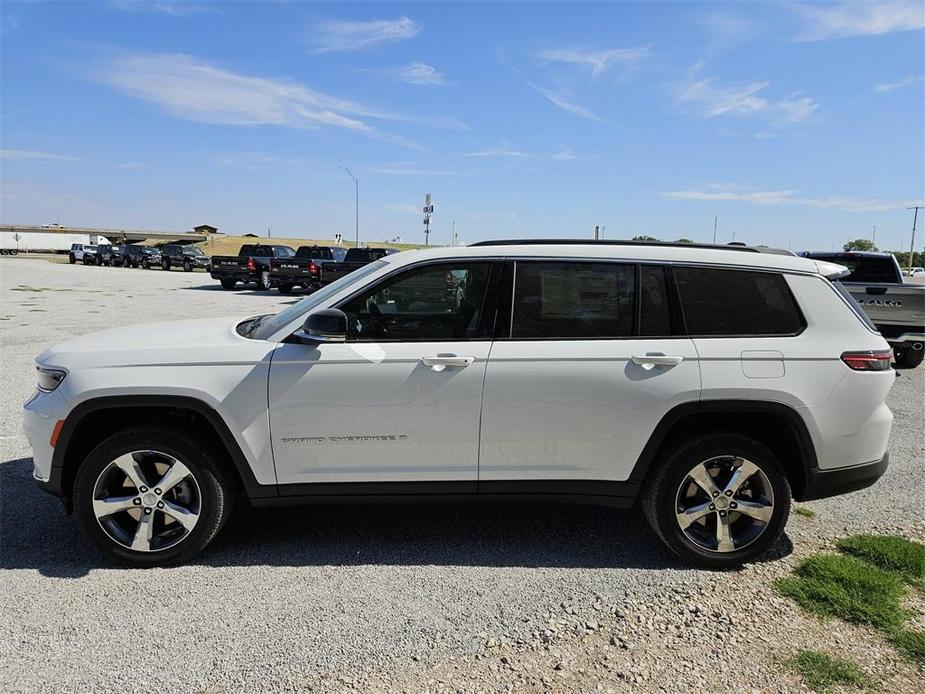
[836, 535, 925, 589]
[787, 649, 870, 692]
[793, 506, 816, 518]
[888, 628, 925, 665]
[777, 553, 907, 631]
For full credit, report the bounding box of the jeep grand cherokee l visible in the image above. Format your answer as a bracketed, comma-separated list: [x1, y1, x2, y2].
[24, 241, 894, 568]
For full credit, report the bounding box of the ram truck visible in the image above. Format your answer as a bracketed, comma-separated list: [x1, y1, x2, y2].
[268, 245, 344, 294]
[319, 247, 397, 286]
[210, 244, 296, 290]
[802, 251, 925, 368]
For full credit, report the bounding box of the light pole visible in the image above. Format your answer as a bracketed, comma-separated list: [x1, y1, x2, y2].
[908, 205, 922, 273]
[338, 165, 359, 247]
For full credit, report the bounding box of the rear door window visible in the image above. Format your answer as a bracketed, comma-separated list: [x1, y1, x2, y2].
[674, 267, 804, 336]
[511, 262, 636, 339]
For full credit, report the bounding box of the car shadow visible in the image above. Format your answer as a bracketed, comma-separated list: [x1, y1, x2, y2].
[182, 284, 302, 299]
[0, 457, 793, 578]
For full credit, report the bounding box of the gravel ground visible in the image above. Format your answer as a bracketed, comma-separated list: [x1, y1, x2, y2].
[1, 257, 923, 693]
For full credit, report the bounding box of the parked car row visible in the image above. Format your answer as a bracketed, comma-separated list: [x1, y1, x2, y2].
[68, 243, 211, 271]
[209, 243, 396, 293]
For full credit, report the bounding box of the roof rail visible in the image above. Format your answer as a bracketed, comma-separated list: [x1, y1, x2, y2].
[468, 239, 761, 253]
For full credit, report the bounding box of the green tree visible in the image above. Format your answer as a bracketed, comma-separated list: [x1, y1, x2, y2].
[674, 238, 694, 243]
[844, 238, 877, 252]
[632, 235, 660, 242]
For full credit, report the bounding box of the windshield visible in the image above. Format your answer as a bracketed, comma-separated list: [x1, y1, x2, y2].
[183, 247, 204, 256]
[806, 254, 897, 283]
[250, 259, 390, 340]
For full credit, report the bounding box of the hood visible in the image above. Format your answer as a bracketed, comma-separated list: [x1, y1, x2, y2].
[37, 316, 261, 369]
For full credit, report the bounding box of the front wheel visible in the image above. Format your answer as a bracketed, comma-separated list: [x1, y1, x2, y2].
[162, 259, 170, 271]
[183, 260, 193, 272]
[642, 433, 791, 568]
[73, 428, 234, 567]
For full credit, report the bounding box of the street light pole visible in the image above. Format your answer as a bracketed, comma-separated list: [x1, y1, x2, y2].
[907, 205, 922, 274]
[338, 165, 359, 247]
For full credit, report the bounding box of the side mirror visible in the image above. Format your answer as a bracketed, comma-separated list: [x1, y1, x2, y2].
[299, 308, 347, 343]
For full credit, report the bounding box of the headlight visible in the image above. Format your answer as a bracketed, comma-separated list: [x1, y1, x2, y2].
[36, 367, 66, 392]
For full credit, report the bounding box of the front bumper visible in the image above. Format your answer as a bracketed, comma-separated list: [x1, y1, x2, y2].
[799, 452, 889, 501]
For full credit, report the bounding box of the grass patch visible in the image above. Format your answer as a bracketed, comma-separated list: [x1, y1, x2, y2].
[793, 506, 816, 518]
[776, 553, 906, 631]
[787, 649, 870, 692]
[837, 535, 925, 589]
[888, 628, 925, 665]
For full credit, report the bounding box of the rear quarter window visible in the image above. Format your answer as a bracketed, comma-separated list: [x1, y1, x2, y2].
[674, 267, 805, 336]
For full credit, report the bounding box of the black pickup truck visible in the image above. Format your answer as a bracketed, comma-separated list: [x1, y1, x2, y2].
[319, 247, 397, 286]
[210, 244, 296, 290]
[160, 244, 210, 272]
[268, 245, 345, 294]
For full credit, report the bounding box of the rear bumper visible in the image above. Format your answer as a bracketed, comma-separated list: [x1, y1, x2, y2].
[799, 452, 889, 501]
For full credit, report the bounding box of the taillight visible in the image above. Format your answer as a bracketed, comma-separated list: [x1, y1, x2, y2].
[309, 262, 318, 273]
[247, 258, 255, 270]
[841, 350, 893, 371]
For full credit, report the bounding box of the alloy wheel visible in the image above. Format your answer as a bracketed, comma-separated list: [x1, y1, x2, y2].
[675, 456, 774, 553]
[91, 451, 202, 552]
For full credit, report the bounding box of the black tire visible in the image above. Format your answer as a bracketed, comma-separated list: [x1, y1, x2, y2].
[893, 344, 924, 369]
[73, 427, 234, 567]
[257, 270, 271, 291]
[220, 279, 237, 290]
[277, 283, 293, 295]
[162, 259, 171, 271]
[642, 432, 791, 568]
[68, 254, 76, 264]
[183, 260, 193, 272]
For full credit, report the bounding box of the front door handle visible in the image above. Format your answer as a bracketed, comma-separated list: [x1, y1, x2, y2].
[631, 354, 684, 369]
[421, 355, 476, 372]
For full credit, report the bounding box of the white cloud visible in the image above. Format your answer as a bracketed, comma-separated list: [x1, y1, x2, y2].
[528, 83, 603, 121]
[662, 187, 902, 213]
[874, 75, 923, 92]
[795, 1, 925, 41]
[1, 149, 75, 161]
[383, 203, 420, 215]
[465, 143, 529, 158]
[313, 17, 421, 53]
[552, 146, 578, 161]
[537, 46, 650, 77]
[678, 78, 819, 123]
[372, 62, 447, 86]
[90, 52, 466, 146]
[108, 1, 214, 16]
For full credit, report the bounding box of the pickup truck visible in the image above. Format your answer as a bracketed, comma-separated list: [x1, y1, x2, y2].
[160, 244, 210, 272]
[268, 245, 345, 294]
[802, 251, 925, 368]
[319, 247, 397, 286]
[210, 244, 296, 290]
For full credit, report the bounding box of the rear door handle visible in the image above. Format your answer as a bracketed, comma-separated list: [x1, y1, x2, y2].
[631, 354, 684, 369]
[421, 356, 476, 372]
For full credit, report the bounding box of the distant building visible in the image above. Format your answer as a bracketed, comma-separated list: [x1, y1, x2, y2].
[194, 224, 219, 234]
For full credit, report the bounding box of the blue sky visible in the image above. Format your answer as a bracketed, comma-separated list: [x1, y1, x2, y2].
[1, 1, 923, 251]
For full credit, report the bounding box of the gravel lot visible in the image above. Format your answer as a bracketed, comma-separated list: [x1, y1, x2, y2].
[1, 257, 923, 693]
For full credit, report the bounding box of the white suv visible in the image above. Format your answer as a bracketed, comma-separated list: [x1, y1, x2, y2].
[24, 241, 895, 568]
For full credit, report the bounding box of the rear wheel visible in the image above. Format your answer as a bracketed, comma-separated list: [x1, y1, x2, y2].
[277, 283, 293, 295]
[69, 253, 76, 264]
[257, 270, 271, 291]
[73, 428, 234, 567]
[642, 433, 791, 568]
[893, 343, 924, 369]
[220, 279, 237, 290]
